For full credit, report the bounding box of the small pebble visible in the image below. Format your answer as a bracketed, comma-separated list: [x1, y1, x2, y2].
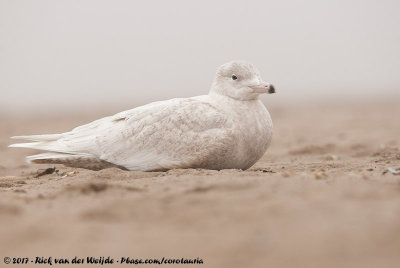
[314, 172, 328, 180]
[325, 155, 339, 161]
[62, 170, 79, 178]
[383, 167, 400, 175]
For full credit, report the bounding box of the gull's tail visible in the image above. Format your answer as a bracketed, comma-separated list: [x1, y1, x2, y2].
[9, 134, 116, 170]
[9, 133, 69, 153]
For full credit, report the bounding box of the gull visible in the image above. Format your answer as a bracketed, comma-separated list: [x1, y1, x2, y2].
[10, 61, 276, 171]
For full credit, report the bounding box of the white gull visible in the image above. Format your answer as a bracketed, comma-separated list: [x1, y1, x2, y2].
[10, 61, 276, 171]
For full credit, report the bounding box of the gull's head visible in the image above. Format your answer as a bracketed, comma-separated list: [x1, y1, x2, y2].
[211, 61, 275, 100]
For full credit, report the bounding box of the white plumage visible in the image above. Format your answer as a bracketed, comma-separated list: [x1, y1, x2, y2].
[10, 61, 276, 171]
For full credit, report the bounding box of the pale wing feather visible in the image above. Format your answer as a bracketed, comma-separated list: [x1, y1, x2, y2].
[97, 98, 233, 170]
[29, 99, 176, 155]
[8, 100, 177, 155]
[29, 98, 233, 171]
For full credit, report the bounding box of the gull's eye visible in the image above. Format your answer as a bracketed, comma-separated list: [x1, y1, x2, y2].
[231, 75, 238, 80]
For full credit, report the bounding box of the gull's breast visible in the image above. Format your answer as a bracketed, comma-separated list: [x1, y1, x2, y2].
[229, 101, 273, 169]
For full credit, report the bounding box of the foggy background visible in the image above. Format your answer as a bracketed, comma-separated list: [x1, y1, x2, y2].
[1, 0, 399, 114]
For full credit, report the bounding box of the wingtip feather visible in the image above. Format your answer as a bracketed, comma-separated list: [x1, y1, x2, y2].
[9, 143, 21, 148]
[10, 134, 63, 142]
[8, 142, 40, 149]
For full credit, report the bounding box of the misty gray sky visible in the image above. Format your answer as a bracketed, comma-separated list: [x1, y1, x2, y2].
[1, 0, 399, 113]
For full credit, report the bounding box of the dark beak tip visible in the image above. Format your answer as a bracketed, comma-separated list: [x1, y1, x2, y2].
[268, 85, 276, 94]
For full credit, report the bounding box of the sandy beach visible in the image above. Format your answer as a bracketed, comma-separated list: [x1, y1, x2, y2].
[1, 100, 399, 267]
